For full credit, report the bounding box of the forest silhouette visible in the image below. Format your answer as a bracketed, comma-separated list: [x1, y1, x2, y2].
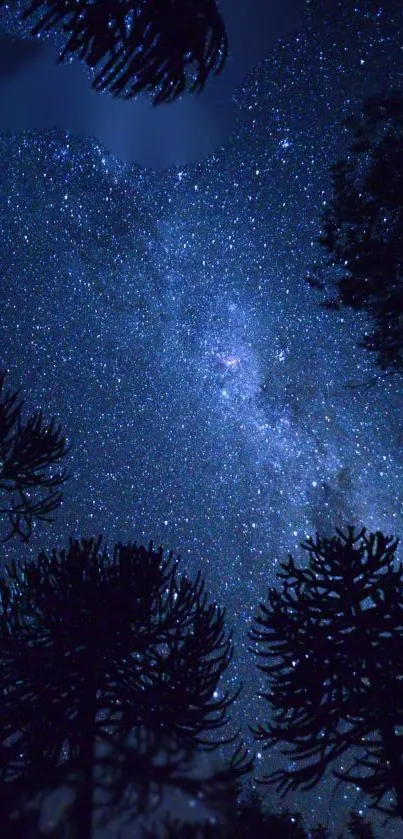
[0, 14, 402, 831]
[1, 371, 402, 837]
[307, 89, 403, 381]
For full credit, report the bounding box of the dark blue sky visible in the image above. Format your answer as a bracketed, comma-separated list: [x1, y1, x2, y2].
[1, 0, 403, 836]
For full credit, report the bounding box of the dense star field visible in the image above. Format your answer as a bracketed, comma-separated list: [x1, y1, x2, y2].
[1, 0, 403, 835]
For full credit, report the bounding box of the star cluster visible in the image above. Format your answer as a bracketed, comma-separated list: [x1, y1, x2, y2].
[1, 0, 403, 834]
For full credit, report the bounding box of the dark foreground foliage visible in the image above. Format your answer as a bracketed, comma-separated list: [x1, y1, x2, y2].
[0, 369, 69, 541]
[2, 524, 399, 837]
[0, 538, 250, 838]
[3, 0, 228, 104]
[308, 89, 403, 376]
[250, 526, 403, 820]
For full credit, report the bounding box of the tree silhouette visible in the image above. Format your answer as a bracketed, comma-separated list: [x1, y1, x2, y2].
[249, 526, 403, 820]
[3, 0, 228, 105]
[0, 537, 250, 838]
[0, 369, 69, 542]
[307, 89, 403, 375]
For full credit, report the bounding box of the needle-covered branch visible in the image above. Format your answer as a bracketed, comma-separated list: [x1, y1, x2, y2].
[249, 526, 403, 820]
[307, 89, 403, 374]
[0, 370, 69, 541]
[0, 538, 248, 836]
[8, 0, 229, 104]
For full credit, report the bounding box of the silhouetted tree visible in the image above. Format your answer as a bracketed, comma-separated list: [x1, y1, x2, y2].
[307, 90, 403, 375]
[0, 369, 69, 541]
[0, 537, 250, 838]
[249, 526, 403, 821]
[4, 0, 228, 104]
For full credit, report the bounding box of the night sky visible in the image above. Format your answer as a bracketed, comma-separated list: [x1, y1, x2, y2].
[1, 0, 403, 836]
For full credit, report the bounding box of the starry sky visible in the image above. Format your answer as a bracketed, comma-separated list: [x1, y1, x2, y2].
[1, 0, 403, 836]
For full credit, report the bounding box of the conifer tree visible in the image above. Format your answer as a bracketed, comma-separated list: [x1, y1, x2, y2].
[307, 90, 403, 375]
[0, 369, 69, 541]
[250, 527, 403, 820]
[0, 537, 249, 837]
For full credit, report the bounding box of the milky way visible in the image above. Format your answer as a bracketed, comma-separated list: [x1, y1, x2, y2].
[1, 1, 403, 834]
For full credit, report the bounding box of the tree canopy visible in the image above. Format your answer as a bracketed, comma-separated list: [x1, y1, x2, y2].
[0, 369, 69, 541]
[308, 90, 403, 375]
[3, 0, 228, 104]
[0, 536, 250, 837]
[249, 526, 403, 820]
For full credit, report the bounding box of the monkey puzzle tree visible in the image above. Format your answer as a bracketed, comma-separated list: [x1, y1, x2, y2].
[0, 369, 69, 541]
[3, 0, 228, 104]
[307, 89, 403, 375]
[249, 526, 403, 820]
[0, 537, 250, 838]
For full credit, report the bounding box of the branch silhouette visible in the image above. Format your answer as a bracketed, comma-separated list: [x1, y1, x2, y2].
[4, 0, 229, 104]
[0, 537, 250, 837]
[0, 369, 69, 541]
[307, 89, 403, 375]
[250, 526, 403, 821]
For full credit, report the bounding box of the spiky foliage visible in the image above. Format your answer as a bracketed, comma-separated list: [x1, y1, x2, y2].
[0, 369, 69, 541]
[307, 89, 403, 374]
[7, 0, 228, 104]
[250, 526, 403, 820]
[0, 538, 250, 837]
